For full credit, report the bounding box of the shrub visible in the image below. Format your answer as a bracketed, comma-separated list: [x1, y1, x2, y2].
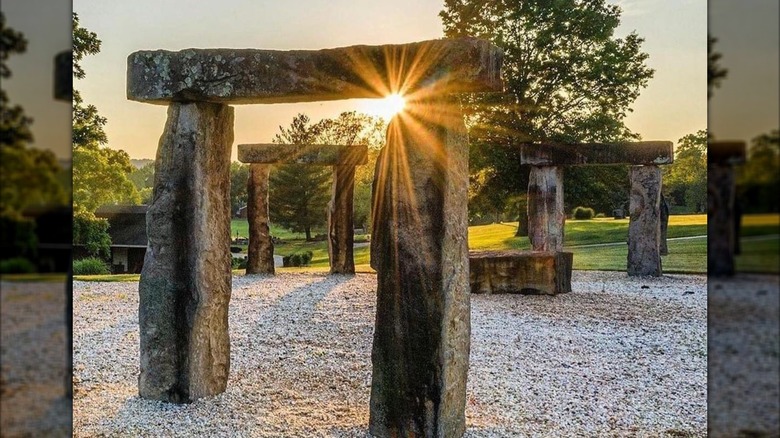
[73, 257, 110, 275]
[230, 246, 241, 253]
[73, 209, 111, 259]
[0, 212, 38, 259]
[572, 206, 595, 220]
[283, 250, 313, 267]
[0, 257, 37, 274]
[231, 256, 247, 269]
[595, 213, 606, 218]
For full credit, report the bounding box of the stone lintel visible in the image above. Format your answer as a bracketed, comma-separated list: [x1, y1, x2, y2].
[238, 143, 368, 166]
[521, 141, 674, 166]
[708, 141, 746, 165]
[127, 38, 503, 104]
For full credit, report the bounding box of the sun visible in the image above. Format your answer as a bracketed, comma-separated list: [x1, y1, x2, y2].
[362, 93, 407, 120]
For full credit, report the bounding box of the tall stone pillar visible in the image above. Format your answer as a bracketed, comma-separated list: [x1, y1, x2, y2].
[527, 166, 565, 251]
[246, 164, 275, 274]
[708, 164, 737, 276]
[628, 165, 662, 276]
[138, 102, 234, 403]
[328, 163, 357, 274]
[369, 97, 470, 437]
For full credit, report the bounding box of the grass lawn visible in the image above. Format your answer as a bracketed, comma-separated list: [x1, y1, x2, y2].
[76, 213, 779, 280]
[0, 273, 68, 283]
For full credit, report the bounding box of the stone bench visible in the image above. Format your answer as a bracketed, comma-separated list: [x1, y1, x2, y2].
[469, 250, 573, 295]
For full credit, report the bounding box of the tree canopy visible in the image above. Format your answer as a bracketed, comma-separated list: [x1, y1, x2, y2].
[71, 13, 139, 213]
[440, 0, 654, 222]
[737, 130, 780, 213]
[663, 129, 707, 212]
[0, 12, 66, 214]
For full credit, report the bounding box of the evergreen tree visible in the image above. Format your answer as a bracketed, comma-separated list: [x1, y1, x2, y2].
[269, 114, 332, 241]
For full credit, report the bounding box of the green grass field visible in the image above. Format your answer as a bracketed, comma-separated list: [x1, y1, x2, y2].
[72, 213, 779, 281]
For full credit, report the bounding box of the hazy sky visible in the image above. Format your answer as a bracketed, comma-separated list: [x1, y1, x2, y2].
[709, 0, 779, 143]
[2, 0, 72, 159]
[6, 0, 708, 160]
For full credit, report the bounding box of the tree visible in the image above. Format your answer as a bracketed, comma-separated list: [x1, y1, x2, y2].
[72, 206, 111, 259]
[71, 13, 139, 212]
[129, 162, 155, 204]
[708, 35, 728, 99]
[737, 130, 779, 213]
[0, 12, 66, 214]
[663, 129, 707, 212]
[229, 162, 250, 216]
[440, 0, 653, 226]
[269, 114, 332, 241]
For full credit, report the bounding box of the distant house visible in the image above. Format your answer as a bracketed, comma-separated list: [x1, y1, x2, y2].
[94, 205, 148, 274]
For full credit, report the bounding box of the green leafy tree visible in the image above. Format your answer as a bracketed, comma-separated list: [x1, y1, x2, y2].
[71, 13, 139, 212]
[663, 130, 707, 212]
[737, 130, 779, 213]
[269, 114, 332, 241]
[229, 162, 250, 216]
[72, 206, 111, 259]
[129, 162, 155, 204]
[708, 35, 728, 99]
[440, 0, 654, 228]
[0, 12, 66, 213]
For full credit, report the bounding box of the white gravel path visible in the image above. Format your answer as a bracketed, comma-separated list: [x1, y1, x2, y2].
[73, 271, 708, 437]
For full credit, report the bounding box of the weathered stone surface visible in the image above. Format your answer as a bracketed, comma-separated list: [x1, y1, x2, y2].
[709, 141, 746, 165]
[138, 102, 233, 403]
[528, 166, 564, 252]
[238, 143, 367, 165]
[708, 164, 737, 276]
[627, 165, 662, 276]
[369, 97, 469, 437]
[54, 51, 72, 101]
[469, 250, 573, 295]
[328, 164, 356, 274]
[127, 38, 503, 104]
[660, 193, 669, 256]
[246, 164, 274, 275]
[521, 141, 674, 166]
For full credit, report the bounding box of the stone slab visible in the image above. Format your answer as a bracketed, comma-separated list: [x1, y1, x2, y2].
[369, 97, 469, 437]
[709, 141, 746, 165]
[238, 143, 367, 166]
[521, 141, 673, 166]
[469, 250, 573, 295]
[127, 38, 503, 104]
[138, 102, 233, 403]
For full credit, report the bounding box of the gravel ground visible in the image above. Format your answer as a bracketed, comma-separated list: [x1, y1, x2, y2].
[73, 272, 708, 437]
[708, 274, 780, 437]
[0, 281, 71, 437]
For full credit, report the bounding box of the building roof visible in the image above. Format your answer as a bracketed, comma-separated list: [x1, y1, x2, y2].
[95, 204, 148, 247]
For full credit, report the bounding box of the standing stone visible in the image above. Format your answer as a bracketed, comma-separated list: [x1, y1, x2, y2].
[708, 164, 737, 276]
[246, 164, 274, 274]
[138, 102, 233, 403]
[527, 166, 564, 251]
[328, 163, 357, 274]
[369, 97, 470, 437]
[627, 165, 662, 276]
[660, 193, 670, 256]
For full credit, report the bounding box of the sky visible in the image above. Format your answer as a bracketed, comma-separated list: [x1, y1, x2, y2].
[4, 0, 711, 160]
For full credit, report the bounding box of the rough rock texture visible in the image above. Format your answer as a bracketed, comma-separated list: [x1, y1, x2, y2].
[528, 166, 564, 252]
[369, 97, 470, 437]
[138, 102, 233, 403]
[127, 38, 503, 105]
[708, 165, 737, 276]
[520, 141, 673, 166]
[469, 250, 573, 295]
[238, 144, 367, 166]
[329, 164, 357, 274]
[660, 194, 669, 256]
[246, 164, 274, 275]
[627, 165, 662, 277]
